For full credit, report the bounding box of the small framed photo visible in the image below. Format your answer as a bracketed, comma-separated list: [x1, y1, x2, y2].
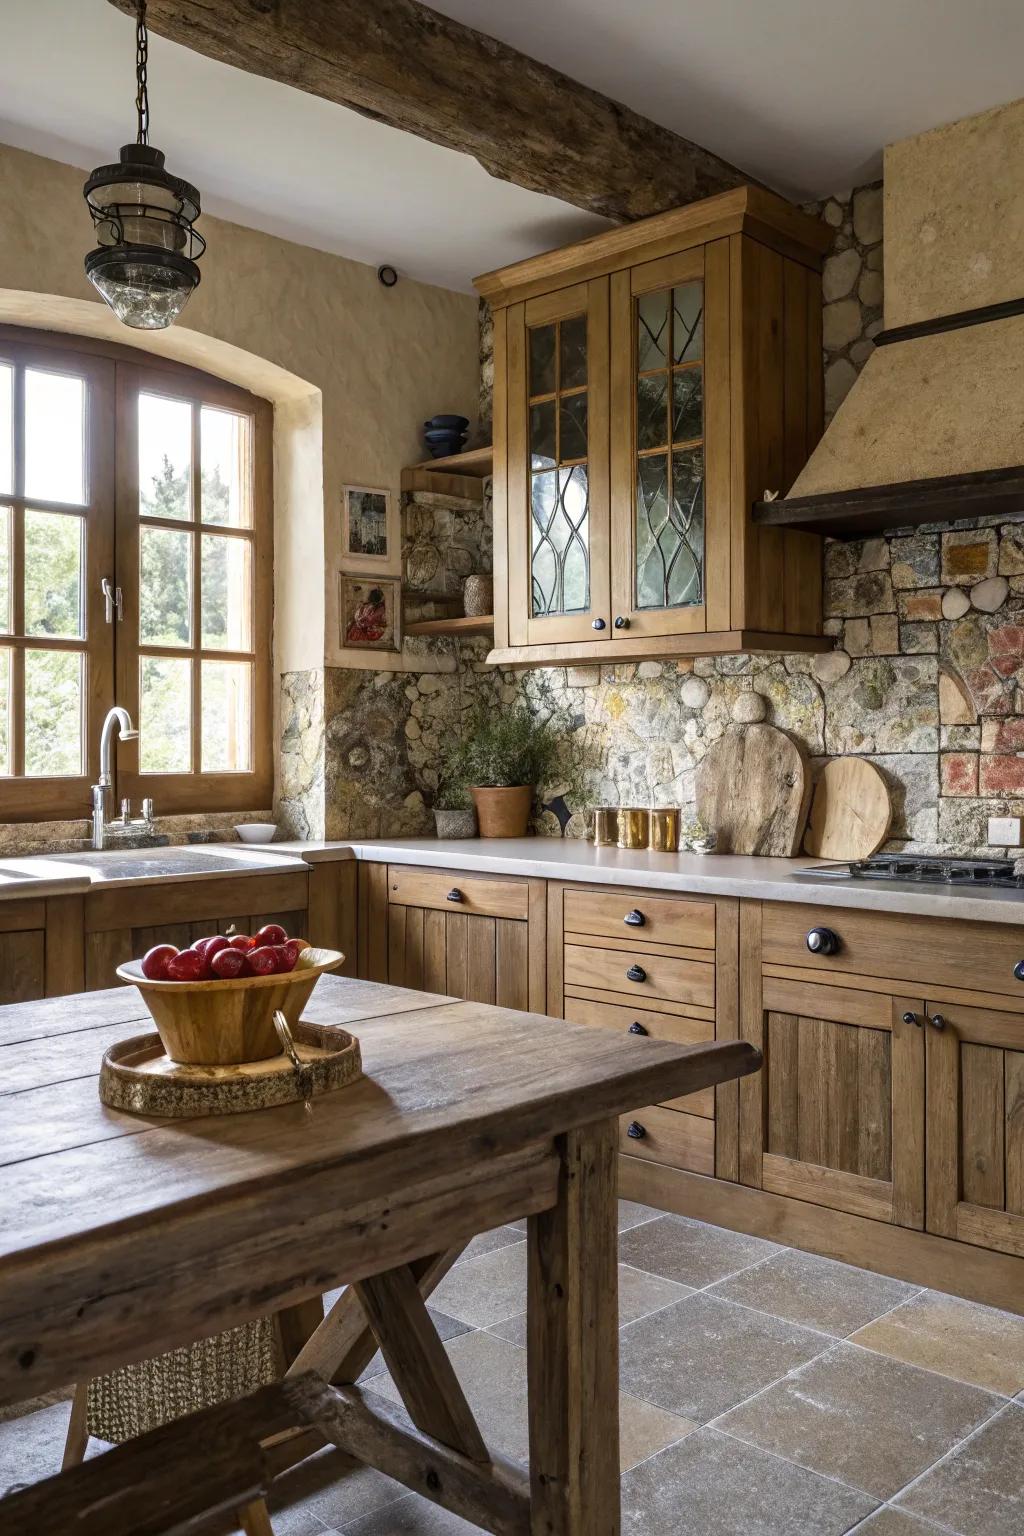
[340, 574, 401, 652]
[341, 484, 399, 573]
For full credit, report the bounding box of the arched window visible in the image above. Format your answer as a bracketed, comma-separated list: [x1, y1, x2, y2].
[0, 326, 272, 820]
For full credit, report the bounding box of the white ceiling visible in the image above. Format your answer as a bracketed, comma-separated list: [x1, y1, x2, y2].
[1, 0, 1022, 293]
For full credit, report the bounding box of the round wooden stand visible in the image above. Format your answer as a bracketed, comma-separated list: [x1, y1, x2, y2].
[99, 1020, 362, 1118]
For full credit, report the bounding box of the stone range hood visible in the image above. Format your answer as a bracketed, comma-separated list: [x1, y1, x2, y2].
[756, 97, 1024, 541]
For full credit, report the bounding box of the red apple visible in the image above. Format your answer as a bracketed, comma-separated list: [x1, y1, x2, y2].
[248, 945, 280, 977]
[279, 939, 302, 972]
[254, 923, 287, 947]
[210, 947, 248, 980]
[227, 934, 257, 953]
[141, 944, 178, 980]
[166, 948, 206, 982]
[200, 935, 231, 964]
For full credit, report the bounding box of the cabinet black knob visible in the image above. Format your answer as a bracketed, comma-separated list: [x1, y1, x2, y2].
[592, 617, 606, 631]
[902, 1011, 922, 1027]
[614, 615, 630, 629]
[1014, 960, 1024, 983]
[627, 1120, 647, 1140]
[929, 1013, 947, 1031]
[624, 909, 645, 927]
[628, 1021, 649, 1036]
[625, 963, 647, 983]
[446, 888, 463, 903]
[806, 926, 841, 956]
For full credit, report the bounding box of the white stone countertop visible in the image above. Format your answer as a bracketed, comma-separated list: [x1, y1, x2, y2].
[249, 837, 1024, 927]
[0, 845, 311, 895]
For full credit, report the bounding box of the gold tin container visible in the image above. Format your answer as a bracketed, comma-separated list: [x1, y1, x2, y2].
[617, 808, 650, 849]
[649, 807, 681, 853]
[593, 807, 619, 847]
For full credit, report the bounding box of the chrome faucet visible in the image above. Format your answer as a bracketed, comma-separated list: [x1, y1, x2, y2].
[91, 707, 142, 849]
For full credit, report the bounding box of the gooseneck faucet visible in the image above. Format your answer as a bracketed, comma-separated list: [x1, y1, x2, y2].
[91, 707, 140, 850]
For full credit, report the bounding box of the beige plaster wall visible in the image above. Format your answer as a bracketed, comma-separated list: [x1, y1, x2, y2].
[0, 142, 480, 675]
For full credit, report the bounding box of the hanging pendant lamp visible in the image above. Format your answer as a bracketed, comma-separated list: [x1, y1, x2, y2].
[83, 0, 205, 329]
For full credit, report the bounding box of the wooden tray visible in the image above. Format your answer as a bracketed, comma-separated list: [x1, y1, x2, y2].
[99, 1020, 362, 1118]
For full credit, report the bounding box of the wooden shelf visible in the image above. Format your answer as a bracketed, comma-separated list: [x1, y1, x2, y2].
[405, 614, 494, 637]
[400, 445, 493, 499]
[408, 445, 492, 476]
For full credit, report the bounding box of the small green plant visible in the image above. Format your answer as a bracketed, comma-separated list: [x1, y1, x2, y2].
[450, 706, 562, 789]
[433, 777, 472, 811]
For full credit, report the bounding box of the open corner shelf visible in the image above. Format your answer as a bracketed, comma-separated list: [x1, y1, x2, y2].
[404, 614, 495, 637]
[400, 445, 493, 498]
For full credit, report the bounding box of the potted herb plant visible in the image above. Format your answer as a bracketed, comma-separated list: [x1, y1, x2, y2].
[432, 780, 477, 840]
[453, 707, 561, 838]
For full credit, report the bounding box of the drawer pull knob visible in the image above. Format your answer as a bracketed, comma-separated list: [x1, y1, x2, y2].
[627, 1120, 647, 1140]
[1014, 960, 1024, 983]
[614, 615, 630, 630]
[592, 617, 606, 631]
[446, 888, 463, 903]
[624, 909, 645, 927]
[625, 964, 647, 983]
[902, 1011, 922, 1028]
[628, 1021, 649, 1036]
[806, 926, 841, 956]
[929, 1013, 947, 1032]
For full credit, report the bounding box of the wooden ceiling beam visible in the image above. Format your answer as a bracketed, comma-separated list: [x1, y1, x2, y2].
[108, 0, 755, 221]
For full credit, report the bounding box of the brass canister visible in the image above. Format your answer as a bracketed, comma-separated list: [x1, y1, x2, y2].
[617, 808, 650, 849]
[593, 807, 619, 846]
[649, 807, 681, 853]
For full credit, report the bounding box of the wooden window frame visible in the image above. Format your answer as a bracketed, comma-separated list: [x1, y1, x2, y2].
[0, 327, 273, 822]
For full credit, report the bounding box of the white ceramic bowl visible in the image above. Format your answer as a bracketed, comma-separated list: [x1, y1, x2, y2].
[235, 823, 277, 844]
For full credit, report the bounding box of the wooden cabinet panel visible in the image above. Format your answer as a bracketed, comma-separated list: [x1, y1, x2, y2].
[562, 887, 715, 949]
[619, 1104, 714, 1176]
[563, 992, 715, 1116]
[387, 866, 528, 921]
[564, 941, 714, 1009]
[0, 930, 45, 1004]
[739, 957, 925, 1228]
[762, 900, 1024, 1000]
[926, 1001, 1024, 1258]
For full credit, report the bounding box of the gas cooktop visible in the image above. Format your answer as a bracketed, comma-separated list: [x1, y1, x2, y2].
[801, 854, 1024, 888]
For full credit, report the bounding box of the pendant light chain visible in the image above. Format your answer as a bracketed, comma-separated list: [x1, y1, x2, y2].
[135, 0, 150, 146]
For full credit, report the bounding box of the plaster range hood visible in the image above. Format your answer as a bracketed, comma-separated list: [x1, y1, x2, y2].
[755, 96, 1024, 541]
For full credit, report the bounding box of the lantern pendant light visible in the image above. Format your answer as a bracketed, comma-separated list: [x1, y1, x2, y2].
[83, 0, 205, 329]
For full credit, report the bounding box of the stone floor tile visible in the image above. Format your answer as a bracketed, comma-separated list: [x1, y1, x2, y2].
[0, 1400, 74, 1497]
[851, 1508, 952, 1534]
[266, 1446, 407, 1536]
[708, 1247, 920, 1338]
[358, 1310, 470, 1384]
[620, 1427, 877, 1535]
[618, 1214, 780, 1289]
[429, 1244, 528, 1329]
[851, 1290, 1024, 1396]
[895, 1401, 1024, 1536]
[716, 1341, 1003, 1500]
[487, 1262, 692, 1347]
[619, 1292, 830, 1422]
[454, 1227, 524, 1264]
[505, 1198, 662, 1237]
[618, 1395, 695, 1472]
[0, 1386, 72, 1426]
[342, 1489, 480, 1533]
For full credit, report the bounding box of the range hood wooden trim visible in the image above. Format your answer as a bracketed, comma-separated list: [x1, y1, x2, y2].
[753, 465, 1024, 541]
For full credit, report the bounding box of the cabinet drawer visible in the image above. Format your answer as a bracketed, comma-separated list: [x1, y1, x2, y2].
[619, 1104, 714, 1175]
[563, 888, 715, 949]
[564, 993, 715, 1116]
[763, 901, 1024, 1000]
[387, 866, 528, 921]
[564, 943, 714, 1009]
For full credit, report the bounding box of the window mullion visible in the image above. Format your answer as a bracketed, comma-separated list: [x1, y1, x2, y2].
[190, 400, 201, 776]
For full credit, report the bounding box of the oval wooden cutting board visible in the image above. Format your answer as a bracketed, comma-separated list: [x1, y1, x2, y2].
[803, 757, 893, 860]
[695, 723, 810, 856]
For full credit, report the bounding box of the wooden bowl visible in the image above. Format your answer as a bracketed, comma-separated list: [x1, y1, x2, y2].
[116, 947, 345, 1066]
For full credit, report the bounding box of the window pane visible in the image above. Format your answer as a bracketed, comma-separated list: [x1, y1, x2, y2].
[24, 370, 85, 504]
[24, 510, 83, 638]
[637, 374, 669, 451]
[0, 506, 10, 634]
[672, 282, 704, 363]
[0, 648, 10, 774]
[559, 315, 587, 390]
[528, 324, 556, 397]
[672, 366, 703, 445]
[201, 534, 252, 650]
[0, 365, 12, 496]
[637, 291, 669, 372]
[559, 392, 588, 463]
[140, 525, 192, 646]
[202, 660, 252, 772]
[201, 407, 251, 527]
[140, 655, 191, 772]
[24, 649, 83, 776]
[139, 393, 191, 520]
[529, 399, 556, 470]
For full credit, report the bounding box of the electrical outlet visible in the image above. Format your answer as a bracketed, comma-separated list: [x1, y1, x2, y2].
[988, 815, 1022, 847]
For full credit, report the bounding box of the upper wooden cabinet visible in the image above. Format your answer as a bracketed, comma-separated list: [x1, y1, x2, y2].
[475, 187, 833, 665]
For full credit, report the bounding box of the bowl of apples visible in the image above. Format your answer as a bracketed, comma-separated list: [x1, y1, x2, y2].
[116, 924, 344, 1066]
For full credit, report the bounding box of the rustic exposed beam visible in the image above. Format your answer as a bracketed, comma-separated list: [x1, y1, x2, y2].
[107, 0, 754, 221]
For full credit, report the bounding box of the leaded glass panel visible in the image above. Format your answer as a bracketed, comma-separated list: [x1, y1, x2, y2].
[559, 315, 588, 389]
[528, 311, 591, 619]
[637, 374, 668, 452]
[530, 399, 556, 469]
[531, 465, 589, 616]
[559, 392, 588, 462]
[672, 283, 703, 363]
[529, 325, 556, 396]
[672, 366, 703, 444]
[637, 290, 669, 372]
[635, 447, 704, 611]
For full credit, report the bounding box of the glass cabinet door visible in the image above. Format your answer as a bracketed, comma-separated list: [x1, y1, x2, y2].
[506, 280, 609, 646]
[611, 244, 729, 637]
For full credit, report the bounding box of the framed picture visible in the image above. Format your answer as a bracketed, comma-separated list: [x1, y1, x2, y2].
[340, 574, 401, 652]
[341, 484, 400, 573]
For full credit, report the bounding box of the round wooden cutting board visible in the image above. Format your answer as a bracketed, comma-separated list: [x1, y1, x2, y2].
[803, 757, 893, 861]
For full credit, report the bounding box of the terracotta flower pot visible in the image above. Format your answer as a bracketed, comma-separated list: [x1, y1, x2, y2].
[471, 785, 533, 838]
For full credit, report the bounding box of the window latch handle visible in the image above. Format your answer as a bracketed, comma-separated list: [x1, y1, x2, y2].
[101, 577, 124, 623]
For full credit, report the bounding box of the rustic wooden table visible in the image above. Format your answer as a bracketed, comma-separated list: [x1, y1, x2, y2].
[0, 974, 759, 1534]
